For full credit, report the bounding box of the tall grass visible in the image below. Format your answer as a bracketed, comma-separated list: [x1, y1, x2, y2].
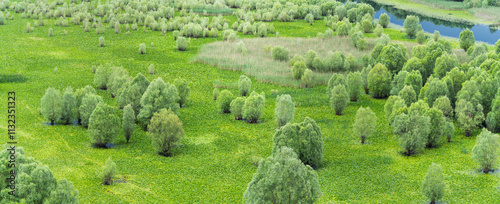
[194, 36, 376, 87]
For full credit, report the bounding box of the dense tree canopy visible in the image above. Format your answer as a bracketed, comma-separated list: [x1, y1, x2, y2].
[148, 109, 184, 156]
[459, 28, 475, 51]
[88, 102, 119, 148]
[137, 77, 179, 127]
[368, 63, 391, 98]
[392, 111, 430, 156]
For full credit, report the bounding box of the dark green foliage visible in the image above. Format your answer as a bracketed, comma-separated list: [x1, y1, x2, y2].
[353, 107, 377, 144]
[148, 109, 184, 156]
[390, 71, 408, 96]
[275, 94, 294, 127]
[347, 72, 362, 101]
[137, 77, 179, 127]
[433, 96, 453, 118]
[89, 102, 119, 147]
[368, 63, 391, 98]
[174, 78, 190, 107]
[271, 46, 289, 61]
[371, 43, 384, 60]
[218, 89, 234, 113]
[445, 67, 466, 105]
[421, 163, 445, 204]
[404, 15, 421, 38]
[230, 97, 245, 120]
[46, 178, 79, 204]
[477, 75, 497, 114]
[41, 87, 62, 125]
[243, 92, 265, 123]
[123, 104, 135, 143]
[379, 13, 390, 28]
[361, 65, 373, 94]
[459, 28, 474, 51]
[377, 43, 408, 75]
[433, 52, 458, 79]
[243, 147, 322, 203]
[61, 87, 76, 125]
[472, 129, 499, 173]
[392, 111, 430, 156]
[424, 108, 445, 148]
[399, 85, 417, 107]
[424, 77, 449, 107]
[330, 85, 349, 115]
[404, 70, 423, 97]
[100, 157, 116, 185]
[272, 117, 323, 168]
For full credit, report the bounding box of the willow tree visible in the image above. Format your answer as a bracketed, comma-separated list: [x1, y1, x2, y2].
[41, 87, 62, 125]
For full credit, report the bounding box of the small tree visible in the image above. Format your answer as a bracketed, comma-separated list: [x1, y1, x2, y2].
[421, 163, 445, 204]
[213, 88, 220, 100]
[238, 75, 252, 96]
[123, 104, 135, 143]
[148, 64, 154, 75]
[353, 107, 377, 144]
[275, 94, 294, 127]
[459, 28, 475, 51]
[330, 85, 349, 115]
[137, 77, 179, 126]
[243, 147, 322, 203]
[392, 111, 430, 156]
[230, 97, 245, 120]
[271, 46, 289, 61]
[41, 87, 62, 125]
[347, 72, 362, 101]
[217, 90, 234, 113]
[94, 64, 111, 89]
[472, 128, 499, 173]
[303, 69, 313, 87]
[139, 43, 146, 54]
[444, 121, 454, 142]
[361, 65, 372, 94]
[88, 102, 119, 147]
[61, 87, 76, 125]
[374, 24, 383, 37]
[174, 78, 190, 107]
[100, 157, 116, 185]
[416, 31, 426, 44]
[456, 99, 484, 137]
[305, 13, 314, 25]
[434, 30, 440, 41]
[177, 36, 187, 51]
[46, 178, 79, 204]
[305, 50, 317, 69]
[425, 108, 445, 148]
[379, 13, 390, 28]
[243, 92, 265, 123]
[433, 96, 453, 118]
[99, 36, 105, 47]
[148, 109, 184, 156]
[368, 63, 391, 98]
[404, 15, 420, 38]
[292, 61, 306, 80]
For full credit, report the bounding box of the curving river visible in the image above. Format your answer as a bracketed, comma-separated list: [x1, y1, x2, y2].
[361, 1, 500, 44]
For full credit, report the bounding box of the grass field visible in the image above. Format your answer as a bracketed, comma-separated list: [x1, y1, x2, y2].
[1, 6, 500, 204]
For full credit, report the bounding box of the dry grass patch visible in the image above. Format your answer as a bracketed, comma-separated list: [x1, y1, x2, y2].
[194, 36, 377, 87]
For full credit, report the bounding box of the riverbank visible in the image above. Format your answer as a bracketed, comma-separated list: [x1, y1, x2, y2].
[365, 0, 496, 25]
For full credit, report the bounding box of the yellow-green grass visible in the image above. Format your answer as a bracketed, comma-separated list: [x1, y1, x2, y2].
[0, 11, 498, 204]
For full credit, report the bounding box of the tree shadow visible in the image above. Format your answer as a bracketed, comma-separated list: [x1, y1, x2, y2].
[0, 75, 28, 83]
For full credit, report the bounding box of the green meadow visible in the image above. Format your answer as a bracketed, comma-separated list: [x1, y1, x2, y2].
[1, 4, 500, 204]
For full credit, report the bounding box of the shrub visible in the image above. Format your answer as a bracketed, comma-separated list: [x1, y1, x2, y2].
[347, 72, 362, 101]
[148, 64, 155, 75]
[424, 77, 449, 107]
[123, 104, 135, 143]
[404, 15, 420, 38]
[48, 28, 53, 36]
[98, 36, 105, 47]
[238, 75, 252, 96]
[292, 61, 306, 80]
[361, 65, 372, 94]
[289, 54, 305, 66]
[324, 28, 334, 38]
[114, 21, 120, 34]
[337, 21, 349, 36]
[361, 19, 372, 33]
[213, 88, 220, 100]
[230, 97, 245, 120]
[416, 31, 425, 44]
[459, 28, 475, 51]
[177, 36, 187, 51]
[46, 178, 79, 203]
[434, 53, 458, 79]
[444, 121, 455, 142]
[236, 40, 247, 54]
[377, 43, 408, 75]
[217, 90, 234, 113]
[26, 22, 30, 33]
[174, 78, 190, 107]
[271, 46, 289, 61]
[41, 87, 62, 125]
[0, 12, 4, 25]
[305, 50, 317, 69]
[379, 13, 390, 28]
[302, 69, 313, 87]
[425, 108, 446, 148]
[137, 77, 179, 127]
[107, 66, 130, 98]
[399, 85, 417, 107]
[139, 43, 146, 54]
[74, 85, 97, 123]
[312, 57, 324, 71]
[243, 92, 265, 123]
[258, 23, 267, 37]
[353, 106, 377, 144]
[305, 13, 314, 25]
[421, 163, 445, 204]
[272, 117, 323, 168]
[392, 111, 430, 156]
[330, 85, 349, 115]
[377, 33, 391, 45]
[148, 109, 184, 156]
[456, 99, 484, 137]
[243, 147, 321, 203]
[89, 102, 119, 147]
[173, 30, 179, 40]
[472, 128, 499, 173]
[61, 87, 76, 125]
[433, 96, 453, 118]
[374, 24, 383, 37]
[434, 30, 440, 41]
[327, 51, 345, 72]
[275, 94, 294, 127]
[368, 63, 391, 98]
[100, 157, 116, 185]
